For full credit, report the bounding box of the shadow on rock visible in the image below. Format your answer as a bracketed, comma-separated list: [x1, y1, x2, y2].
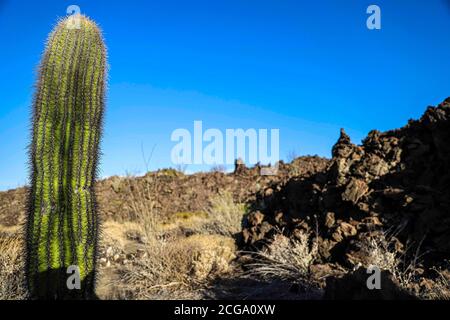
[324, 267, 417, 300]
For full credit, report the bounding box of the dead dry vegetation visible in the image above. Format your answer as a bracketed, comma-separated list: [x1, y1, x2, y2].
[93, 176, 327, 300]
[1, 143, 450, 300]
[94, 176, 449, 300]
[0, 168, 449, 300]
[0, 169, 449, 300]
[95, 178, 244, 300]
[0, 236, 27, 300]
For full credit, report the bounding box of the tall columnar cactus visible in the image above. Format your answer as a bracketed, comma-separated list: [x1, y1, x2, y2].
[26, 15, 107, 299]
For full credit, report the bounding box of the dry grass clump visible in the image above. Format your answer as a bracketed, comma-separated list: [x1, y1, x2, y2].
[205, 191, 247, 237]
[110, 191, 238, 300]
[117, 238, 196, 299]
[160, 211, 209, 233]
[187, 234, 236, 281]
[358, 235, 417, 291]
[121, 175, 157, 222]
[0, 236, 27, 300]
[423, 268, 450, 300]
[124, 234, 234, 286]
[359, 234, 430, 290]
[244, 232, 318, 283]
[359, 234, 450, 299]
[364, 236, 401, 272]
[115, 233, 236, 299]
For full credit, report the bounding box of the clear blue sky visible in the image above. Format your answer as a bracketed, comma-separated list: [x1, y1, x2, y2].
[1, 0, 450, 190]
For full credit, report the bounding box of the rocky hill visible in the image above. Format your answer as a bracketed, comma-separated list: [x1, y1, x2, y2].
[243, 98, 450, 261]
[242, 98, 450, 298]
[0, 156, 328, 229]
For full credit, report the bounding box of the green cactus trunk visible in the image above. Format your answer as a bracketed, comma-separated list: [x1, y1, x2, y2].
[26, 15, 107, 299]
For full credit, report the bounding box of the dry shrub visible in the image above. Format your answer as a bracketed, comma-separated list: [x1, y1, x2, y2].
[424, 268, 450, 300]
[118, 238, 194, 299]
[160, 211, 209, 233]
[359, 235, 421, 290]
[244, 232, 318, 282]
[122, 174, 157, 222]
[112, 189, 237, 300]
[117, 233, 235, 300]
[0, 236, 27, 300]
[187, 235, 236, 281]
[359, 234, 450, 299]
[364, 236, 401, 273]
[205, 191, 246, 236]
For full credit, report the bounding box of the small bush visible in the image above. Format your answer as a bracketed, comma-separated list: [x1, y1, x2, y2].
[359, 235, 419, 290]
[424, 268, 450, 300]
[0, 236, 27, 300]
[111, 189, 237, 299]
[244, 232, 318, 282]
[359, 234, 450, 299]
[205, 192, 247, 237]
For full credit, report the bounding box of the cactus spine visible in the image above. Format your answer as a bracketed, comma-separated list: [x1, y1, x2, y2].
[26, 15, 106, 299]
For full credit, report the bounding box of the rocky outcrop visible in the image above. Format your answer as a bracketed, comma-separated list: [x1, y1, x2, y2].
[242, 99, 450, 268]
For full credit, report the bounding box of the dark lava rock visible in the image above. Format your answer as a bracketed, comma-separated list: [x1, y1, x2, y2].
[242, 99, 450, 267]
[323, 267, 417, 300]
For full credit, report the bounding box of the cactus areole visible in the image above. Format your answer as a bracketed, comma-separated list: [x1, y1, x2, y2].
[26, 15, 107, 299]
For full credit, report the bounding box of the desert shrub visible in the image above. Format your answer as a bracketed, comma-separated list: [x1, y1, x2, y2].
[364, 236, 401, 273]
[423, 267, 450, 300]
[110, 189, 237, 299]
[205, 191, 247, 237]
[121, 174, 158, 222]
[118, 238, 195, 299]
[0, 236, 27, 300]
[358, 234, 423, 290]
[358, 234, 450, 299]
[187, 234, 236, 281]
[244, 232, 318, 282]
[116, 233, 235, 299]
[158, 168, 184, 177]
